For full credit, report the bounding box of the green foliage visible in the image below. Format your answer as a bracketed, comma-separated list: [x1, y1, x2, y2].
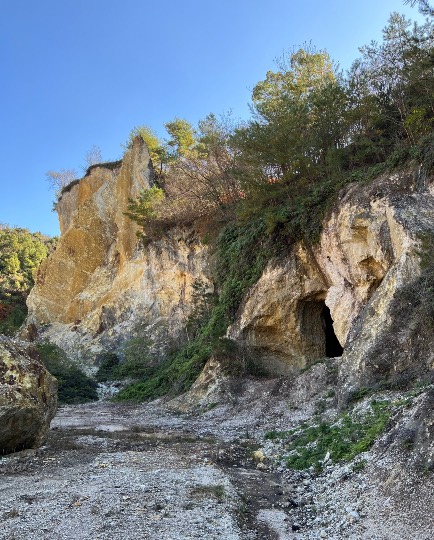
[0, 227, 54, 337]
[118, 336, 157, 378]
[164, 118, 196, 157]
[116, 220, 272, 402]
[281, 400, 392, 471]
[345, 13, 434, 166]
[125, 125, 169, 175]
[124, 186, 166, 239]
[213, 219, 276, 324]
[234, 46, 345, 180]
[352, 459, 367, 472]
[95, 353, 120, 382]
[0, 301, 27, 336]
[404, 1, 434, 16]
[186, 279, 214, 340]
[95, 336, 159, 382]
[0, 227, 50, 294]
[265, 429, 295, 441]
[191, 484, 226, 501]
[348, 387, 375, 404]
[127, 13, 434, 250]
[36, 342, 98, 404]
[114, 340, 213, 402]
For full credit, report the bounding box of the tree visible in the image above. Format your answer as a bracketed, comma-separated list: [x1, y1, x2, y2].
[125, 186, 166, 239]
[45, 168, 78, 197]
[125, 125, 169, 177]
[0, 227, 49, 293]
[83, 145, 102, 170]
[347, 13, 434, 150]
[164, 113, 241, 210]
[164, 118, 196, 157]
[233, 48, 345, 185]
[404, 0, 434, 16]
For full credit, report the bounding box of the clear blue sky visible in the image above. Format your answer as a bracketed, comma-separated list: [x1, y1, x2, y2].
[0, 0, 425, 236]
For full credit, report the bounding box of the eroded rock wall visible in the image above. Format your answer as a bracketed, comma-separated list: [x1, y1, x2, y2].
[27, 140, 433, 394]
[228, 170, 434, 392]
[26, 138, 211, 367]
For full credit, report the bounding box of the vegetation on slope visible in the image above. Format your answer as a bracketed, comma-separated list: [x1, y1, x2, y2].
[0, 226, 56, 335]
[114, 11, 434, 401]
[36, 342, 98, 404]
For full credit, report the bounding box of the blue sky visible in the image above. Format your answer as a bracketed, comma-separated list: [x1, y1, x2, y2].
[0, 0, 425, 236]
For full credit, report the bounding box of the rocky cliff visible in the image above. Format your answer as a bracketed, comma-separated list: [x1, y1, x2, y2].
[25, 138, 212, 367]
[26, 141, 434, 397]
[228, 170, 434, 396]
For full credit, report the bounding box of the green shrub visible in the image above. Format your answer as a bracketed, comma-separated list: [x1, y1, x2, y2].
[36, 342, 98, 404]
[114, 340, 212, 402]
[269, 400, 392, 471]
[96, 336, 163, 383]
[95, 353, 120, 382]
[0, 299, 27, 336]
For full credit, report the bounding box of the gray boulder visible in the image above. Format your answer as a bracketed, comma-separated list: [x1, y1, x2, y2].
[0, 336, 57, 454]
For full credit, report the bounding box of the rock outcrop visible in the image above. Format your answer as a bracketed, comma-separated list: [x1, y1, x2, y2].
[0, 336, 57, 454]
[228, 170, 434, 393]
[26, 135, 434, 396]
[25, 138, 211, 367]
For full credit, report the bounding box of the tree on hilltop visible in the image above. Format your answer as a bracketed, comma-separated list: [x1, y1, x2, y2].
[404, 0, 434, 16]
[45, 168, 78, 197]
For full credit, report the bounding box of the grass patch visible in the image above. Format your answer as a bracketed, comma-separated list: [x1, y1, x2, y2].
[268, 400, 392, 471]
[190, 484, 226, 501]
[264, 429, 295, 441]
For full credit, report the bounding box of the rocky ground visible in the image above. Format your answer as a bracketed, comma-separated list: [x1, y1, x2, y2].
[1, 370, 433, 539]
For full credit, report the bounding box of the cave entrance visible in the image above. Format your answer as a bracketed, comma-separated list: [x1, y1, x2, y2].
[321, 303, 343, 358]
[299, 298, 343, 359]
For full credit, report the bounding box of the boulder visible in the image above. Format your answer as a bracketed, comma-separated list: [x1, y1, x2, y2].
[0, 336, 57, 454]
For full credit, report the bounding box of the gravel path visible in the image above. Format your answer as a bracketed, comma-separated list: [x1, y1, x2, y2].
[1, 377, 434, 539]
[0, 400, 288, 540]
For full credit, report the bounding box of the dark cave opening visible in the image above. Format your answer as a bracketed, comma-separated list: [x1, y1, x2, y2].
[321, 304, 343, 358]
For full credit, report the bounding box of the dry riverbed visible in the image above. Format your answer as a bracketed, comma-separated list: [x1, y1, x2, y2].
[1, 374, 433, 539]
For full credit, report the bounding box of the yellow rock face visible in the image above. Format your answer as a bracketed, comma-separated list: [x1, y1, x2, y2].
[26, 138, 211, 365]
[229, 171, 434, 382]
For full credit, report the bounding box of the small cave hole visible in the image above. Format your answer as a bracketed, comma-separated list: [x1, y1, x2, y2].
[321, 304, 343, 358]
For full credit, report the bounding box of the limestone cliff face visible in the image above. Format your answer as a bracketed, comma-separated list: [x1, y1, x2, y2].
[228, 170, 434, 392]
[27, 140, 433, 395]
[26, 138, 211, 366]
